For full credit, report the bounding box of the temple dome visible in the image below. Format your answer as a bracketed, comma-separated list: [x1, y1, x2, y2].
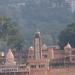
[29, 46, 34, 51]
[64, 42, 72, 49]
[42, 44, 47, 50]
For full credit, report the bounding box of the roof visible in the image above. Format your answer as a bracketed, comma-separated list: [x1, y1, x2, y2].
[64, 42, 72, 49]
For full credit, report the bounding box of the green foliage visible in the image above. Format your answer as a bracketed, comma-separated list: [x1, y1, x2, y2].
[59, 23, 75, 48]
[0, 16, 24, 51]
[0, 0, 74, 47]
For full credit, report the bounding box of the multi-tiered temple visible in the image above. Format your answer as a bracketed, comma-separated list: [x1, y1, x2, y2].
[0, 32, 75, 75]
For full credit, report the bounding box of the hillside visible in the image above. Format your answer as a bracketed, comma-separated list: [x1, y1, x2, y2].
[0, 0, 75, 47]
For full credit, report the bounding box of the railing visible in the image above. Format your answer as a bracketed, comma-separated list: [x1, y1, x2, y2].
[0, 66, 30, 73]
[0, 68, 18, 73]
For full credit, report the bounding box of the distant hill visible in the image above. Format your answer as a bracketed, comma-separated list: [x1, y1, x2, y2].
[0, 0, 75, 47]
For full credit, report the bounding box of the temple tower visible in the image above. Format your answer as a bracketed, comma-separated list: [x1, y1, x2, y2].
[5, 49, 16, 65]
[34, 32, 42, 60]
[64, 42, 72, 64]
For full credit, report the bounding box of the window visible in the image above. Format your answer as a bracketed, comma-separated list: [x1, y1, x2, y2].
[39, 65, 45, 68]
[65, 57, 70, 61]
[44, 55, 47, 58]
[31, 65, 36, 68]
[29, 56, 31, 58]
[72, 57, 75, 61]
[72, 51, 75, 55]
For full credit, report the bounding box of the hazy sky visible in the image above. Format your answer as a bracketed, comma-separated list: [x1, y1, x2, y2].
[65, 0, 75, 12]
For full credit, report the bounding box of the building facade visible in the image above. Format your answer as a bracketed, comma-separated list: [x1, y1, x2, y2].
[0, 49, 30, 75]
[0, 32, 75, 75]
[27, 32, 75, 75]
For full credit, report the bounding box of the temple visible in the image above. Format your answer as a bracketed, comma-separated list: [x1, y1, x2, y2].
[0, 32, 75, 75]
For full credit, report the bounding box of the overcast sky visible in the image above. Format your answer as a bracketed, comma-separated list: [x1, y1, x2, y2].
[65, 0, 75, 12]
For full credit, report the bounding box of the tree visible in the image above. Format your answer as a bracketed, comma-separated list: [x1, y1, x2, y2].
[0, 16, 24, 51]
[59, 23, 75, 49]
